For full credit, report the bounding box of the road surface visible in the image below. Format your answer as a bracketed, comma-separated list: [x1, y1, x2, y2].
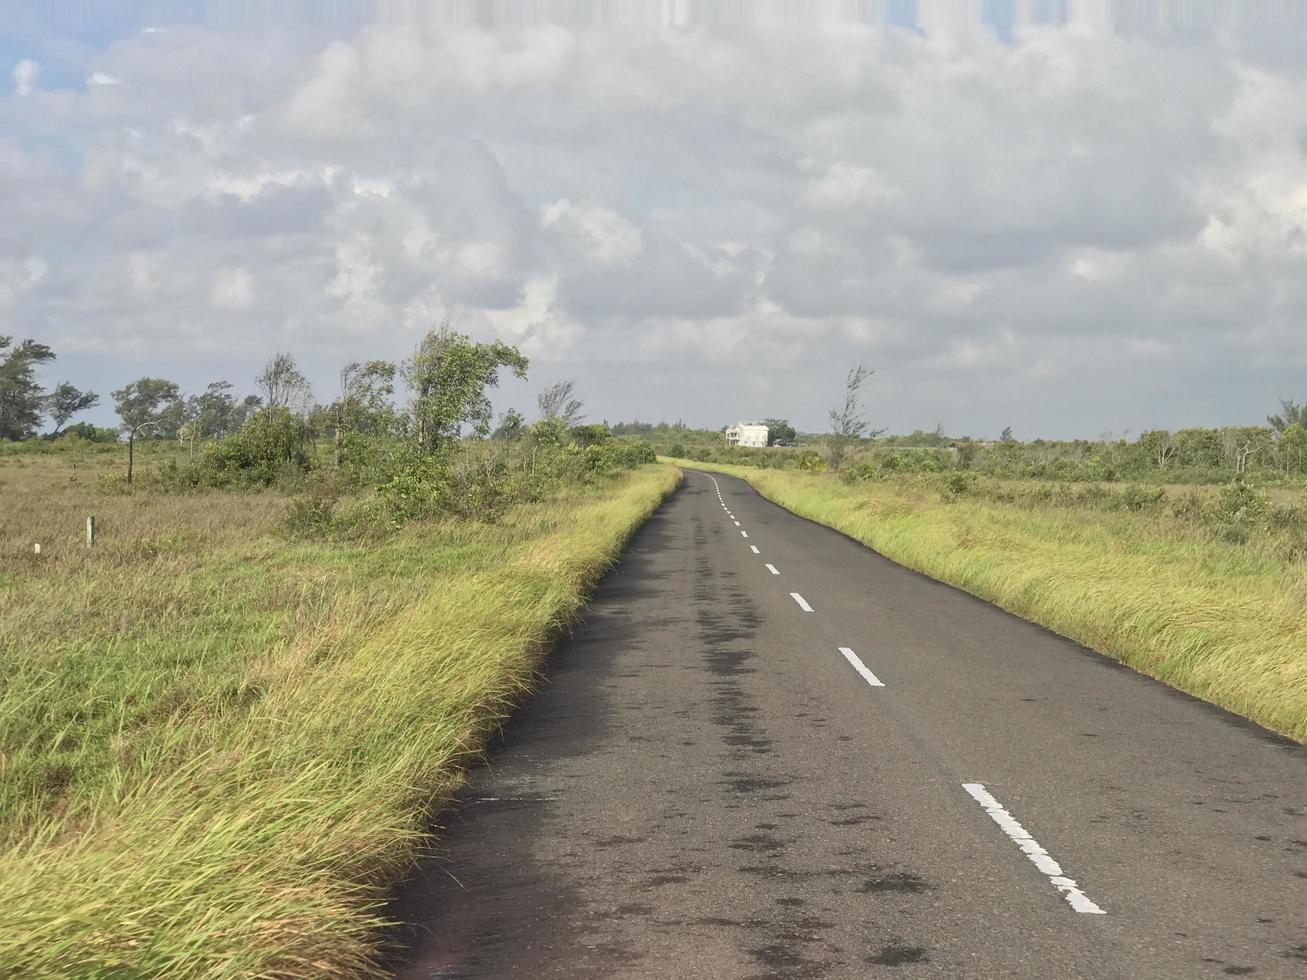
[389, 470, 1307, 978]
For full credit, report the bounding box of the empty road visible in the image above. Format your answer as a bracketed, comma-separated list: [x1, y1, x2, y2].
[390, 469, 1307, 978]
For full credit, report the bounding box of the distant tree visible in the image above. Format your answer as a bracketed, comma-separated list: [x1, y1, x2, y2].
[493, 408, 527, 441]
[334, 360, 396, 467]
[154, 394, 192, 440]
[538, 380, 585, 426]
[189, 381, 238, 440]
[112, 378, 180, 484]
[44, 382, 99, 435]
[255, 353, 311, 415]
[827, 364, 884, 470]
[763, 418, 797, 445]
[404, 323, 529, 453]
[1173, 428, 1223, 469]
[59, 421, 118, 443]
[1267, 398, 1305, 435]
[1277, 423, 1307, 474]
[1138, 429, 1177, 469]
[1221, 426, 1272, 476]
[0, 336, 55, 440]
[569, 422, 612, 447]
[999, 426, 1015, 443]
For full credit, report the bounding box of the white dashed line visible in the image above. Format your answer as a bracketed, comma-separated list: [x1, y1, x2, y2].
[838, 647, 884, 687]
[733, 520, 741, 526]
[741, 531, 749, 538]
[765, 563, 780, 575]
[962, 783, 1106, 915]
[750, 545, 760, 554]
[789, 592, 813, 612]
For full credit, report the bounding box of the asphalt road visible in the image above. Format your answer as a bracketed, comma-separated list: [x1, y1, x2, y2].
[389, 470, 1307, 978]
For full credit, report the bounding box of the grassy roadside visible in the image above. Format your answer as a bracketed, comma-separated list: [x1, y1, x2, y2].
[0, 456, 680, 977]
[666, 458, 1307, 743]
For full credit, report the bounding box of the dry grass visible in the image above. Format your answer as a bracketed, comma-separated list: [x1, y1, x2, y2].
[0, 445, 680, 977]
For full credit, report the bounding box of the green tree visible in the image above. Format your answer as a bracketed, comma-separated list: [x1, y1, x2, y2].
[112, 378, 180, 484]
[334, 360, 397, 467]
[999, 426, 1015, 443]
[405, 325, 528, 454]
[44, 382, 99, 435]
[763, 418, 797, 445]
[255, 353, 311, 415]
[1138, 429, 1177, 469]
[569, 422, 612, 447]
[1173, 428, 1223, 469]
[1276, 423, 1307, 474]
[189, 381, 246, 439]
[0, 337, 55, 440]
[538, 380, 584, 426]
[1267, 398, 1305, 435]
[1221, 426, 1272, 476]
[827, 364, 883, 471]
[493, 408, 527, 441]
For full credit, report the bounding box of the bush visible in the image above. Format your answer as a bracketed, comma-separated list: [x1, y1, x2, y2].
[55, 423, 119, 444]
[199, 409, 312, 488]
[795, 451, 827, 472]
[1208, 480, 1269, 542]
[942, 470, 977, 499]
[1115, 484, 1166, 513]
[282, 494, 337, 538]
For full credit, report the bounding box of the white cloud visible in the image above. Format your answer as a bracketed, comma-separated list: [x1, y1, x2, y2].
[210, 267, 256, 311]
[12, 59, 38, 96]
[7, 18, 1307, 434]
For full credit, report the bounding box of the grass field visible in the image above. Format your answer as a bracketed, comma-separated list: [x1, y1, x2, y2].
[0, 448, 679, 977]
[667, 459, 1307, 744]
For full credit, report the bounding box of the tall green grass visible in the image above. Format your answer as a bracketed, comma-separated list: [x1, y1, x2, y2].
[668, 459, 1307, 743]
[0, 453, 680, 976]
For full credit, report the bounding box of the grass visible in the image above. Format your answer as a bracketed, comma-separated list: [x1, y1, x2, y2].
[0, 447, 680, 977]
[667, 458, 1307, 743]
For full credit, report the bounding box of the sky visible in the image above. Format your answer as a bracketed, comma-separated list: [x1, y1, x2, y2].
[4, 1, 1307, 439]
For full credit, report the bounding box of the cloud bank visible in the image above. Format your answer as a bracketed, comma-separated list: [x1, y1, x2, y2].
[4, 12, 1307, 435]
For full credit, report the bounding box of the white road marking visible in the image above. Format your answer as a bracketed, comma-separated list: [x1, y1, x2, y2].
[733, 520, 741, 526]
[765, 563, 780, 575]
[962, 783, 1106, 915]
[741, 531, 749, 538]
[838, 647, 884, 687]
[790, 592, 813, 612]
[750, 545, 760, 554]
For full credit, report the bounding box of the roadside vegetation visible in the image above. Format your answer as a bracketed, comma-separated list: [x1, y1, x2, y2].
[0, 329, 674, 976]
[657, 456, 1307, 742]
[663, 462, 1307, 742]
[648, 366, 1307, 743]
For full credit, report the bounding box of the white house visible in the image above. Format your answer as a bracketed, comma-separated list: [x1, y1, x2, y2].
[725, 422, 770, 448]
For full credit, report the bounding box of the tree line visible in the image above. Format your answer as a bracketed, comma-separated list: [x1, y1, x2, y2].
[1, 327, 600, 483]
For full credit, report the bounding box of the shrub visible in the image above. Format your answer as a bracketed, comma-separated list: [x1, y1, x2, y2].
[569, 423, 612, 448]
[1208, 479, 1269, 542]
[942, 470, 977, 499]
[55, 423, 119, 444]
[199, 409, 312, 488]
[1115, 484, 1166, 513]
[282, 494, 337, 538]
[795, 451, 827, 472]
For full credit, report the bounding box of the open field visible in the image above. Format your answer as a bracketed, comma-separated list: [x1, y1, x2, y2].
[0, 448, 679, 977]
[666, 458, 1307, 743]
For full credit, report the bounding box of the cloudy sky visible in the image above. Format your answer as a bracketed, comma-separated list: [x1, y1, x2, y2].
[4, 1, 1307, 438]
